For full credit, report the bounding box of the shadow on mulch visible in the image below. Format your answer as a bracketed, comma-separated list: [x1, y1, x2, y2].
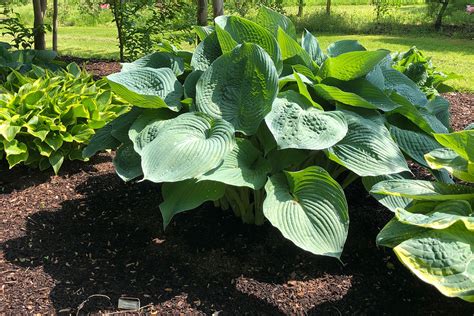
[3, 168, 473, 314]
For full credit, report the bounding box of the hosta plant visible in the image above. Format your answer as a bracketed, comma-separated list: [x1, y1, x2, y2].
[0, 64, 128, 173]
[371, 127, 474, 302]
[85, 7, 453, 260]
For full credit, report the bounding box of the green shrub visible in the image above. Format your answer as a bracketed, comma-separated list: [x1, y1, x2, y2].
[370, 127, 474, 302]
[0, 63, 128, 173]
[85, 8, 453, 263]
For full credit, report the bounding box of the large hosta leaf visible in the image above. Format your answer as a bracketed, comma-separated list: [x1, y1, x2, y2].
[425, 148, 474, 183]
[381, 67, 428, 107]
[263, 166, 349, 258]
[394, 224, 474, 302]
[82, 122, 121, 158]
[191, 31, 222, 71]
[313, 84, 378, 109]
[434, 130, 474, 162]
[327, 112, 409, 177]
[141, 112, 235, 183]
[326, 40, 366, 57]
[318, 51, 388, 81]
[160, 179, 225, 228]
[256, 6, 296, 38]
[196, 43, 278, 135]
[121, 52, 184, 76]
[107, 68, 183, 111]
[265, 91, 348, 150]
[301, 30, 325, 66]
[395, 200, 474, 231]
[200, 138, 271, 190]
[390, 126, 442, 167]
[113, 142, 142, 182]
[277, 28, 316, 72]
[362, 173, 412, 212]
[215, 15, 283, 73]
[371, 180, 474, 201]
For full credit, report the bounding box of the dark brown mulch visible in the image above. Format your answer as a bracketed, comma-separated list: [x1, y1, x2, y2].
[1, 61, 473, 314]
[444, 92, 474, 131]
[58, 56, 121, 79]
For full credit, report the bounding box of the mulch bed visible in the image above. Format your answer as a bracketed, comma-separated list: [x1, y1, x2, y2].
[1, 60, 473, 315]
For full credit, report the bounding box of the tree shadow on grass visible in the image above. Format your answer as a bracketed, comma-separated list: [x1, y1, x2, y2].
[2, 172, 473, 314]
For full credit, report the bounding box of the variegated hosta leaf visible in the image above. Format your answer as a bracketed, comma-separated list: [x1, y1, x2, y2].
[376, 216, 428, 248]
[200, 138, 271, 190]
[318, 50, 388, 81]
[196, 43, 278, 135]
[394, 223, 474, 302]
[327, 111, 409, 177]
[214, 15, 283, 73]
[160, 179, 225, 228]
[107, 68, 183, 111]
[389, 126, 442, 167]
[121, 52, 184, 76]
[113, 142, 142, 182]
[140, 112, 236, 183]
[265, 91, 348, 151]
[263, 166, 349, 258]
[396, 200, 474, 231]
[370, 179, 474, 201]
[326, 40, 366, 57]
[191, 31, 222, 71]
[434, 130, 474, 162]
[256, 6, 296, 39]
[362, 173, 412, 212]
[425, 148, 474, 183]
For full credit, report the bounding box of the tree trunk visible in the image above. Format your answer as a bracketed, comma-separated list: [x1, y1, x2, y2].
[197, 0, 208, 26]
[52, 0, 58, 51]
[112, 0, 124, 61]
[434, 0, 449, 31]
[298, 0, 304, 17]
[326, 0, 331, 15]
[32, 0, 46, 50]
[212, 0, 224, 18]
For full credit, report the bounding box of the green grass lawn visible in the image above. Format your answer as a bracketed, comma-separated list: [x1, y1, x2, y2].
[1, 27, 472, 92]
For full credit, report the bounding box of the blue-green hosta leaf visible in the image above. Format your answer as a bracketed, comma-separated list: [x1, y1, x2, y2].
[256, 6, 296, 39]
[183, 70, 203, 99]
[277, 28, 317, 72]
[390, 126, 442, 168]
[434, 130, 474, 162]
[200, 138, 271, 190]
[301, 30, 326, 66]
[82, 122, 121, 158]
[313, 84, 378, 109]
[265, 91, 347, 150]
[382, 67, 428, 107]
[196, 43, 278, 135]
[371, 179, 474, 201]
[396, 200, 474, 231]
[194, 25, 214, 41]
[278, 71, 313, 90]
[327, 111, 409, 177]
[426, 96, 450, 129]
[141, 112, 235, 183]
[318, 51, 388, 81]
[128, 109, 176, 154]
[121, 52, 184, 76]
[107, 68, 183, 111]
[267, 148, 309, 174]
[215, 15, 283, 73]
[326, 40, 366, 57]
[425, 148, 474, 183]
[160, 179, 225, 228]
[263, 166, 349, 258]
[108, 108, 143, 143]
[389, 93, 448, 134]
[376, 217, 428, 248]
[394, 223, 474, 302]
[362, 173, 412, 212]
[113, 142, 143, 182]
[191, 31, 222, 71]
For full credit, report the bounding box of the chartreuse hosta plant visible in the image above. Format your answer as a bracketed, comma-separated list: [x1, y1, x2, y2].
[84, 7, 454, 260]
[0, 64, 128, 173]
[371, 127, 474, 302]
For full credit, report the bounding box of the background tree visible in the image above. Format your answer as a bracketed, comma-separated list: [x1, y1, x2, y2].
[197, 0, 208, 26]
[298, 0, 304, 17]
[52, 0, 57, 51]
[212, 0, 224, 18]
[326, 0, 331, 15]
[32, 0, 46, 50]
[434, 0, 450, 30]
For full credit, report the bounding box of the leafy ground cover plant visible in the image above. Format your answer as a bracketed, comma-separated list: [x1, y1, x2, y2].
[391, 46, 461, 98]
[85, 7, 454, 262]
[0, 41, 63, 81]
[370, 127, 474, 302]
[0, 63, 128, 173]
